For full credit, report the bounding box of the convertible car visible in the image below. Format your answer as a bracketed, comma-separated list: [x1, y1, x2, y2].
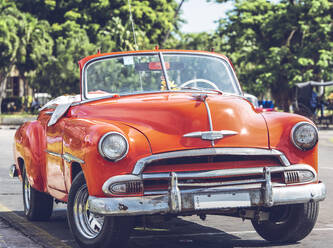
[10, 50, 326, 248]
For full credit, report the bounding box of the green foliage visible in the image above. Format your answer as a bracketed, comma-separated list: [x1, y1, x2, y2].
[0, 0, 181, 98]
[15, 15, 54, 80]
[171, 32, 218, 51]
[213, 0, 333, 111]
[15, 0, 179, 48]
[32, 21, 97, 96]
[0, 0, 20, 76]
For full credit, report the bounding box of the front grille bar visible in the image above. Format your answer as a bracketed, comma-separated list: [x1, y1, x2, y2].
[133, 148, 291, 175]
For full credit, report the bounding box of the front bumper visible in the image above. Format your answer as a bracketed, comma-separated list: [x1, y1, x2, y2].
[88, 167, 326, 216]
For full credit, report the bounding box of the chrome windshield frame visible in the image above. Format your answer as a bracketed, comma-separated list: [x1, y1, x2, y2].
[81, 51, 243, 101]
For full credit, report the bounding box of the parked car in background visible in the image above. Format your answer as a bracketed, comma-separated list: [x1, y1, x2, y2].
[10, 50, 326, 248]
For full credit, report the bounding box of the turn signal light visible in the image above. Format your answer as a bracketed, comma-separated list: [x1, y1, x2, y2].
[284, 170, 314, 184]
[109, 181, 143, 195]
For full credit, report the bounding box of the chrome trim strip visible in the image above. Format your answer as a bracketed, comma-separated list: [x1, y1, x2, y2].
[132, 148, 291, 175]
[141, 164, 316, 181]
[46, 150, 62, 158]
[144, 190, 168, 195]
[158, 52, 170, 89]
[63, 153, 85, 164]
[46, 150, 85, 164]
[204, 99, 214, 146]
[177, 179, 267, 187]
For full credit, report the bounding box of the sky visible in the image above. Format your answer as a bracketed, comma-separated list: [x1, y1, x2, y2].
[179, 0, 233, 33]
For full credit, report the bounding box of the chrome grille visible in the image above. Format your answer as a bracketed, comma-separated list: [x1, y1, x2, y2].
[126, 181, 143, 194]
[284, 171, 300, 184]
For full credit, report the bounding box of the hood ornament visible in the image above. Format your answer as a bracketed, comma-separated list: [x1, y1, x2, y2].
[189, 94, 237, 145]
[183, 130, 238, 141]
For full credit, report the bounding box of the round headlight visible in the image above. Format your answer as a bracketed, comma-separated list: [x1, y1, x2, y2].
[291, 122, 318, 150]
[98, 132, 129, 161]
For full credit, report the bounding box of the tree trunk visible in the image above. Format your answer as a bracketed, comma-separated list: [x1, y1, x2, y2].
[22, 74, 28, 112]
[0, 63, 15, 114]
[271, 80, 292, 112]
[0, 76, 8, 115]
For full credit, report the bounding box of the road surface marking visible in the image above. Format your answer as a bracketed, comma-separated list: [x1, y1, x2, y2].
[0, 203, 71, 248]
[0, 235, 6, 247]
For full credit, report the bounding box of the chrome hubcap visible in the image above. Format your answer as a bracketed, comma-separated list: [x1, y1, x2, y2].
[24, 173, 31, 212]
[73, 184, 104, 239]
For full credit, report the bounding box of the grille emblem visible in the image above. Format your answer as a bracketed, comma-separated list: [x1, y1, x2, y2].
[183, 130, 238, 141]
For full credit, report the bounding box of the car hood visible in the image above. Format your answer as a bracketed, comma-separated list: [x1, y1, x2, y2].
[73, 93, 269, 154]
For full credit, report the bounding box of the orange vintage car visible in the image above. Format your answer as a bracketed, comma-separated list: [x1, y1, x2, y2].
[10, 50, 326, 248]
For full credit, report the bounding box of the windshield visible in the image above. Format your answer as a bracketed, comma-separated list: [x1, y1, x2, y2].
[84, 53, 240, 99]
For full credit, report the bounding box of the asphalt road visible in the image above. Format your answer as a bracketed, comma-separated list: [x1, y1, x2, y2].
[0, 127, 332, 248]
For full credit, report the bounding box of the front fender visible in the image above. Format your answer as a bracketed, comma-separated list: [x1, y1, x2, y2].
[63, 118, 152, 197]
[262, 112, 318, 172]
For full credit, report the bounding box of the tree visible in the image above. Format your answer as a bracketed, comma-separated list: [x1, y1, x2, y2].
[15, 15, 54, 110]
[10, 0, 183, 98]
[0, 1, 20, 113]
[15, 0, 181, 48]
[0, 0, 55, 112]
[32, 21, 97, 96]
[214, 0, 333, 111]
[171, 32, 221, 51]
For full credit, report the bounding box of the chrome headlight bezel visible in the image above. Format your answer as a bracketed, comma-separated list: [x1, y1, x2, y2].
[98, 132, 129, 162]
[290, 122, 318, 151]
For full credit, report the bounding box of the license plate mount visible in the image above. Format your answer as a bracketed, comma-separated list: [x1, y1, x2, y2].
[194, 191, 251, 209]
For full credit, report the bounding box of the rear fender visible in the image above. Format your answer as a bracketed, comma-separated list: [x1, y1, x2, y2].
[14, 121, 46, 192]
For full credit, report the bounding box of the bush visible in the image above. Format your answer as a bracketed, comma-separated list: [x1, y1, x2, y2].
[1, 97, 23, 113]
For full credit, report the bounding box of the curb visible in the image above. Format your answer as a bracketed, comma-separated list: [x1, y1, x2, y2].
[0, 116, 36, 126]
[0, 125, 19, 130]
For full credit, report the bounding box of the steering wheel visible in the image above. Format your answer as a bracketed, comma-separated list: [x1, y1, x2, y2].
[180, 78, 219, 90]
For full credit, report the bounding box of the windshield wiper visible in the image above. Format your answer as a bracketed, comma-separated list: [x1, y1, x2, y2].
[180, 86, 223, 95]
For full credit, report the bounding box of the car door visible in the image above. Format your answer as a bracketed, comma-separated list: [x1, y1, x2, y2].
[43, 107, 68, 196]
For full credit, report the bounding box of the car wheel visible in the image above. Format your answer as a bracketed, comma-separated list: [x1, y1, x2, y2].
[67, 172, 133, 248]
[22, 166, 54, 221]
[251, 202, 319, 243]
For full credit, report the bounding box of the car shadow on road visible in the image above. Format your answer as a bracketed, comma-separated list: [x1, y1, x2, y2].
[129, 217, 298, 248]
[2, 210, 299, 248]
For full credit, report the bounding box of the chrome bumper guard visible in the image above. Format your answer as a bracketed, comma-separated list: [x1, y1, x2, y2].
[88, 166, 326, 216]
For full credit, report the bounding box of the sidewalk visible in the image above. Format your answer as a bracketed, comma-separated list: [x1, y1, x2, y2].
[0, 217, 42, 248]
